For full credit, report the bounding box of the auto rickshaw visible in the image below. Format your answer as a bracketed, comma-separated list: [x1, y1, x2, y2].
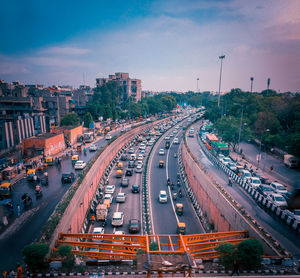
[116, 169, 123, 178]
[177, 222, 186, 234]
[159, 161, 164, 168]
[72, 155, 79, 164]
[26, 169, 36, 181]
[117, 162, 123, 170]
[175, 203, 183, 216]
[45, 156, 53, 166]
[0, 183, 12, 197]
[76, 145, 82, 152]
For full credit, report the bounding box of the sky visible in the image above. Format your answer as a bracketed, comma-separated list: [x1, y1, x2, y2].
[0, 0, 300, 92]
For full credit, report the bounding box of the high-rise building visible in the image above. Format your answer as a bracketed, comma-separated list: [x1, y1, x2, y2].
[96, 72, 141, 102]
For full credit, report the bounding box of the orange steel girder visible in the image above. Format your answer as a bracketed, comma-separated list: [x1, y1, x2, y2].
[56, 231, 248, 261]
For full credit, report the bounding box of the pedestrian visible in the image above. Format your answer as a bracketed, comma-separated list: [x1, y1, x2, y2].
[231, 259, 240, 276]
[16, 265, 22, 278]
[3, 270, 8, 278]
[9, 269, 15, 278]
[240, 148, 243, 154]
[270, 165, 274, 171]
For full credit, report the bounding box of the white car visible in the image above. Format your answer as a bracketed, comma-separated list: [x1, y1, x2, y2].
[105, 134, 112, 140]
[140, 149, 146, 154]
[139, 144, 146, 150]
[173, 138, 179, 144]
[93, 227, 105, 234]
[128, 148, 135, 154]
[105, 185, 116, 194]
[74, 160, 86, 170]
[136, 164, 143, 173]
[249, 177, 261, 189]
[112, 212, 124, 226]
[165, 136, 170, 140]
[267, 193, 288, 209]
[218, 154, 225, 161]
[137, 160, 143, 167]
[89, 144, 97, 151]
[169, 133, 174, 137]
[159, 149, 165, 155]
[116, 192, 126, 203]
[104, 193, 113, 203]
[221, 157, 231, 166]
[270, 182, 288, 195]
[159, 190, 168, 203]
[284, 209, 300, 223]
[138, 154, 143, 160]
[114, 231, 125, 235]
[227, 162, 237, 171]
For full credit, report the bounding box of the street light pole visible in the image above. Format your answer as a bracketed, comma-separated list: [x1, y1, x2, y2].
[250, 77, 254, 93]
[197, 78, 199, 93]
[218, 55, 225, 107]
[257, 129, 270, 168]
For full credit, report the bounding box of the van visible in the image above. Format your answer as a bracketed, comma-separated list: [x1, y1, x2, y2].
[130, 154, 136, 161]
[284, 154, 299, 168]
[112, 212, 124, 226]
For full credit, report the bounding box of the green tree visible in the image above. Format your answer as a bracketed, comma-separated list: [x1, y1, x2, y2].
[22, 243, 49, 271]
[216, 242, 236, 269]
[83, 112, 93, 128]
[58, 245, 75, 271]
[60, 112, 80, 126]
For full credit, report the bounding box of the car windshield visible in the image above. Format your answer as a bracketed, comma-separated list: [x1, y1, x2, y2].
[160, 193, 167, 198]
[294, 210, 300, 216]
[264, 187, 273, 191]
[277, 185, 286, 190]
[244, 172, 251, 177]
[274, 196, 285, 201]
[223, 158, 231, 162]
[252, 179, 260, 184]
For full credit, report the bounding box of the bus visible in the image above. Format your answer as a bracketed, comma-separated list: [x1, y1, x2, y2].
[83, 132, 94, 143]
[205, 134, 218, 150]
[211, 141, 229, 156]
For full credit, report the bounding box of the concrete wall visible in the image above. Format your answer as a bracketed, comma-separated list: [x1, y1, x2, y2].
[181, 141, 280, 256]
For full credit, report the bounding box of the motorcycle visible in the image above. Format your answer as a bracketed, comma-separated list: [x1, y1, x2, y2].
[35, 186, 43, 198]
[173, 192, 177, 200]
[178, 189, 182, 198]
[228, 178, 232, 186]
[177, 179, 181, 187]
[174, 153, 177, 158]
[171, 182, 174, 190]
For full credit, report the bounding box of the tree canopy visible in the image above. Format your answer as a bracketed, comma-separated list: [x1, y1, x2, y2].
[60, 112, 80, 126]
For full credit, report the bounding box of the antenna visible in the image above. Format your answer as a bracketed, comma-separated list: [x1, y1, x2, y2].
[83, 72, 86, 86]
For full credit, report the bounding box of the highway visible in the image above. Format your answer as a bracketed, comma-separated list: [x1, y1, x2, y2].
[0, 129, 121, 270]
[186, 120, 300, 258]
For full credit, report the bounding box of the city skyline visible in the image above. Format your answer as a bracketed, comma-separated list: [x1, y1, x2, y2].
[0, 0, 300, 92]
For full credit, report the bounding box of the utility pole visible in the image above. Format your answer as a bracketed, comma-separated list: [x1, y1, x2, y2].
[250, 77, 254, 93]
[218, 55, 225, 107]
[267, 78, 270, 95]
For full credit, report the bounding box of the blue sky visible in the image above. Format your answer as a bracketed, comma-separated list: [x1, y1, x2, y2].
[0, 0, 300, 92]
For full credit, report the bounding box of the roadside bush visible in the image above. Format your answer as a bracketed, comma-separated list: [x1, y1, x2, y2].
[58, 245, 75, 271]
[22, 243, 49, 271]
[216, 242, 236, 269]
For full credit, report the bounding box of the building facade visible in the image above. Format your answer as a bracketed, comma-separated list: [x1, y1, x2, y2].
[96, 72, 141, 102]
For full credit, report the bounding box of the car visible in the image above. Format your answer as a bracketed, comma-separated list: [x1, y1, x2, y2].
[137, 160, 143, 166]
[267, 193, 288, 209]
[159, 149, 165, 155]
[74, 160, 86, 170]
[165, 136, 170, 140]
[116, 192, 126, 203]
[120, 154, 127, 161]
[218, 154, 225, 161]
[61, 172, 75, 183]
[104, 194, 113, 204]
[284, 209, 300, 223]
[125, 169, 133, 176]
[173, 138, 179, 144]
[129, 219, 140, 233]
[227, 162, 237, 171]
[257, 184, 274, 197]
[221, 157, 231, 166]
[138, 154, 143, 160]
[121, 178, 129, 187]
[159, 190, 168, 203]
[89, 144, 97, 151]
[112, 212, 124, 226]
[270, 182, 288, 195]
[93, 227, 105, 234]
[132, 184, 140, 193]
[248, 177, 261, 189]
[139, 144, 146, 150]
[114, 230, 125, 235]
[240, 169, 252, 182]
[282, 191, 293, 204]
[105, 134, 112, 140]
[135, 164, 143, 173]
[105, 185, 116, 194]
[128, 148, 135, 154]
[146, 141, 152, 146]
[128, 161, 135, 168]
[169, 133, 174, 137]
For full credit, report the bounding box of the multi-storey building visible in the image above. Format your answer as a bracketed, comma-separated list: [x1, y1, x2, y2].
[96, 72, 141, 102]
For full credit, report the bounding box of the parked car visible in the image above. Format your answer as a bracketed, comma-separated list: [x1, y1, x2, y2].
[257, 184, 274, 197]
[61, 172, 75, 183]
[132, 184, 140, 193]
[116, 192, 126, 203]
[270, 182, 288, 195]
[129, 219, 140, 233]
[159, 149, 165, 155]
[74, 160, 86, 170]
[125, 169, 133, 176]
[121, 178, 129, 187]
[267, 193, 288, 209]
[89, 144, 97, 151]
[159, 190, 168, 203]
[105, 185, 116, 194]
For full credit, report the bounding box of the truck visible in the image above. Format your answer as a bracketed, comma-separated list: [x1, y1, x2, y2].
[165, 141, 170, 149]
[284, 154, 299, 168]
[96, 204, 108, 221]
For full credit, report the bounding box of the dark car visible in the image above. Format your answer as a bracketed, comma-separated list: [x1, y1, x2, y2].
[120, 154, 127, 161]
[132, 184, 140, 193]
[128, 161, 135, 168]
[61, 172, 75, 183]
[125, 169, 133, 176]
[121, 178, 129, 187]
[129, 219, 140, 233]
[257, 184, 274, 197]
[260, 176, 271, 185]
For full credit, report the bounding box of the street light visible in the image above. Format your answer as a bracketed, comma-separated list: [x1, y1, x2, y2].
[197, 78, 199, 93]
[250, 77, 254, 93]
[218, 55, 225, 107]
[257, 129, 270, 168]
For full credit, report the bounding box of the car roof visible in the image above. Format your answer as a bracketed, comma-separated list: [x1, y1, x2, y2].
[160, 190, 167, 194]
[113, 211, 123, 217]
[93, 227, 104, 233]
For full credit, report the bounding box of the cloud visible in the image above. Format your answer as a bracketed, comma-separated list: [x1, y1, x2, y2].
[39, 46, 90, 55]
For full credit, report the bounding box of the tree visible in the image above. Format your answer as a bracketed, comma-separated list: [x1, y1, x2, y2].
[60, 112, 80, 126]
[83, 112, 93, 128]
[22, 243, 49, 271]
[216, 242, 236, 269]
[58, 245, 75, 271]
